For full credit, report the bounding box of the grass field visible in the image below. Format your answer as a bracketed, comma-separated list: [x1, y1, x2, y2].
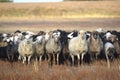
[0, 1, 120, 33]
[0, 1, 120, 21]
[0, 59, 120, 80]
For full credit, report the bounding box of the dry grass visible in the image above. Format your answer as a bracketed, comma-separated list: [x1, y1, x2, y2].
[0, 1, 120, 33]
[0, 59, 120, 80]
[0, 1, 120, 21]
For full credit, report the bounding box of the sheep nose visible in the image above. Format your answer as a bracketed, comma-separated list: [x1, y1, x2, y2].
[27, 41, 30, 44]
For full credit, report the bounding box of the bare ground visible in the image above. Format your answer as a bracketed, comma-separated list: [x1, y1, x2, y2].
[0, 18, 120, 33]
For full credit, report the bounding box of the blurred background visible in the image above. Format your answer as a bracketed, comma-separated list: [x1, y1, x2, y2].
[0, 0, 120, 32]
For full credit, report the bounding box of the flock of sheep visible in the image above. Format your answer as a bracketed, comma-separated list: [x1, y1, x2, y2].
[0, 28, 120, 68]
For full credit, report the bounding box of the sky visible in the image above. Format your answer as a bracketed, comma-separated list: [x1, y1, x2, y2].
[14, 0, 63, 3]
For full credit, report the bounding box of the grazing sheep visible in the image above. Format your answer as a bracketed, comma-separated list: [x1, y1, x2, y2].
[104, 42, 116, 68]
[68, 30, 88, 66]
[88, 31, 103, 61]
[18, 39, 35, 64]
[34, 35, 46, 65]
[45, 31, 62, 66]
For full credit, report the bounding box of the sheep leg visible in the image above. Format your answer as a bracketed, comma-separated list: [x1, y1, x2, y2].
[28, 56, 31, 64]
[48, 54, 52, 67]
[18, 55, 21, 61]
[77, 54, 80, 66]
[11, 55, 14, 62]
[18, 56, 21, 60]
[7, 54, 11, 61]
[105, 53, 110, 69]
[44, 53, 48, 61]
[52, 54, 55, 65]
[23, 56, 26, 64]
[56, 53, 59, 65]
[90, 53, 94, 62]
[39, 56, 42, 65]
[81, 53, 85, 65]
[95, 53, 99, 60]
[35, 55, 38, 62]
[70, 54, 74, 66]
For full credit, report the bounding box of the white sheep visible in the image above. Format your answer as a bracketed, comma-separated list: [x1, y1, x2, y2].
[96, 28, 104, 33]
[34, 35, 46, 65]
[18, 39, 35, 64]
[104, 42, 115, 68]
[45, 31, 62, 66]
[105, 32, 112, 41]
[68, 30, 88, 66]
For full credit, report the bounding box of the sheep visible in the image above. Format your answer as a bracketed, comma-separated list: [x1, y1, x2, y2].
[45, 31, 62, 66]
[68, 30, 88, 66]
[67, 30, 78, 39]
[37, 31, 46, 36]
[18, 39, 35, 64]
[96, 28, 104, 33]
[52, 29, 70, 65]
[0, 42, 8, 60]
[104, 32, 112, 41]
[88, 31, 103, 62]
[5, 35, 21, 45]
[6, 41, 19, 61]
[110, 34, 120, 58]
[14, 30, 21, 34]
[103, 32, 120, 58]
[0, 34, 8, 60]
[26, 31, 35, 35]
[34, 35, 46, 65]
[104, 42, 116, 68]
[57, 30, 70, 65]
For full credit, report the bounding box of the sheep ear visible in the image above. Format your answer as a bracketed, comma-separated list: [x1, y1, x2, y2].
[103, 35, 106, 39]
[86, 35, 90, 40]
[77, 32, 80, 35]
[49, 31, 53, 35]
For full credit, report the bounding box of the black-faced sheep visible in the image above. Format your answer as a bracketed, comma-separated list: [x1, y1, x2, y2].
[6, 41, 19, 61]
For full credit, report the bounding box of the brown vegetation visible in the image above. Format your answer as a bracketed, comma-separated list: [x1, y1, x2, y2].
[0, 1, 120, 21]
[0, 59, 120, 80]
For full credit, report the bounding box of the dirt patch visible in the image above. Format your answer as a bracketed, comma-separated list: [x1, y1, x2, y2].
[0, 18, 120, 33]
